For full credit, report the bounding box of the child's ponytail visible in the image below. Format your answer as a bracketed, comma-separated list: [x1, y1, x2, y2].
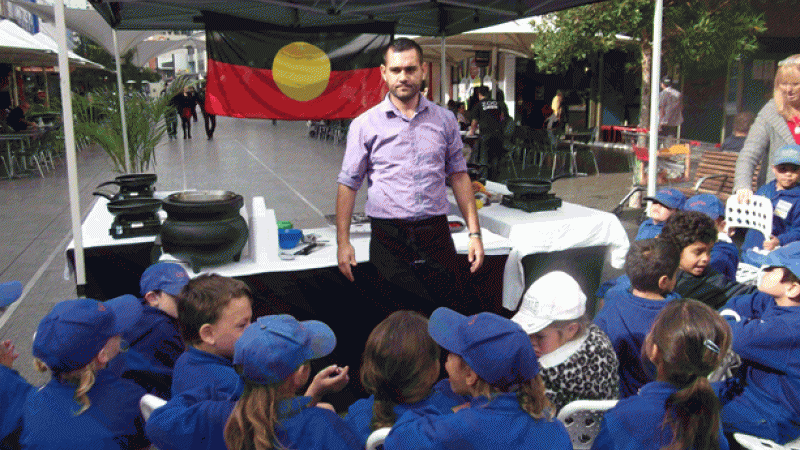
[34, 357, 99, 415]
[224, 383, 283, 450]
[662, 375, 721, 450]
[516, 375, 555, 420]
[647, 299, 731, 450]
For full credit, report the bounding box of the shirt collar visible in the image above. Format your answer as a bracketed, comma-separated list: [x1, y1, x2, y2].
[379, 93, 430, 118]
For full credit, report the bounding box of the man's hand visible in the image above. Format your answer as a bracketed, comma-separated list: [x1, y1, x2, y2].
[736, 188, 753, 204]
[305, 365, 350, 405]
[337, 243, 357, 282]
[468, 236, 484, 273]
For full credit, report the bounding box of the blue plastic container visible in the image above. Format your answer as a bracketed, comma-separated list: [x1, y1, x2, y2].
[278, 228, 303, 249]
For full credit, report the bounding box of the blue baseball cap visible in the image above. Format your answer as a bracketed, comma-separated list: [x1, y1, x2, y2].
[234, 315, 336, 385]
[684, 194, 725, 220]
[774, 144, 800, 166]
[428, 307, 539, 387]
[33, 295, 143, 373]
[140, 262, 189, 297]
[745, 241, 800, 279]
[644, 188, 686, 210]
[0, 281, 22, 308]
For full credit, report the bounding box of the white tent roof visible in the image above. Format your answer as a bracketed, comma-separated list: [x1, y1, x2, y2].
[0, 18, 56, 65]
[9, 0, 158, 57]
[31, 31, 107, 70]
[130, 33, 205, 67]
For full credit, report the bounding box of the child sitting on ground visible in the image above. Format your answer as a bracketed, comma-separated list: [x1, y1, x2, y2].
[146, 314, 358, 450]
[171, 273, 253, 398]
[592, 299, 732, 450]
[108, 262, 188, 399]
[635, 188, 686, 240]
[595, 238, 681, 398]
[739, 144, 800, 260]
[684, 193, 739, 281]
[383, 307, 571, 450]
[512, 271, 619, 411]
[22, 296, 149, 449]
[719, 242, 800, 444]
[345, 310, 462, 444]
[660, 210, 757, 310]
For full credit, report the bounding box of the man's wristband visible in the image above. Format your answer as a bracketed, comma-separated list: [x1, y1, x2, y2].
[468, 232, 482, 239]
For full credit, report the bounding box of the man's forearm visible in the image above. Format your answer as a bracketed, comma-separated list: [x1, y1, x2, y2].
[336, 184, 357, 245]
[450, 172, 480, 233]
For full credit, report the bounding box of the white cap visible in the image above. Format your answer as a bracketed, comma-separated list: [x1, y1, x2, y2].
[511, 271, 586, 334]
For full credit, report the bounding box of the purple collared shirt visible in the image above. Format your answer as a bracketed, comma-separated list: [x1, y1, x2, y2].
[338, 94, 467, 221]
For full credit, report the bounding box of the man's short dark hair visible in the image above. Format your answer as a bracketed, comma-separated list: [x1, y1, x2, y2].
[383, 38, 423, 64]
[733, 111, 755, 134]
[475, 86, 490, 98]
[625, 238, 680, 292]
[660, 210, 717, 250]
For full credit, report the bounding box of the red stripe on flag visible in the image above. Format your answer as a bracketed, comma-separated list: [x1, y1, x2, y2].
[205, 59, 386, 120]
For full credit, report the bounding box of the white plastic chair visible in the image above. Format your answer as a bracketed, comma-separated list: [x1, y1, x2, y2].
[725, 195, 773, 284]
[734, 433, 800, 450]
[366, 427, 391, 450]
[139, 394, 167, 422]
[556, 399, 618, 450]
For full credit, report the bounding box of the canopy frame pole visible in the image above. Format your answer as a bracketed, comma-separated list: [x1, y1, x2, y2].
[55, 0, 86, 295]
[440, 35, 447, 105]
[647, 0, 664, 199]
[113, 29, 132, 173]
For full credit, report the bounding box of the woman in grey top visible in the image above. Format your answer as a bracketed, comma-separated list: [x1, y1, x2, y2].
[735, 54, 800, 202]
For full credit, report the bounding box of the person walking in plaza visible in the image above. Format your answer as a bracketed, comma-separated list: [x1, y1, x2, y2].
[468, 86, 505, 181]
[197, 83, 216, 139]
[173, 87, 196, 139]
[736, 55, 800, 199]
[336, 38, 484, 313]
[659, 77, 683, 138]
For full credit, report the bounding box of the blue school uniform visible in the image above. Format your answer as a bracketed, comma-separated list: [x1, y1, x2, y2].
[21, 369, 148, 450]
[591, 381, 729, 450]
[673, 267, 757, 310]
[741, 181, 800, 256]
[634, 218, 664, 240]
[384, 392, 571, 450]
[719, 292, 800, 444]
[146, 387, 361, 450]
[710, 239, 739, 282]
[344, 379, 462, 444]
[107, 301, 184, 399]
[0, 365, 33, 449]
[594, 285, 679, 398]
[171, 346, 242, 398]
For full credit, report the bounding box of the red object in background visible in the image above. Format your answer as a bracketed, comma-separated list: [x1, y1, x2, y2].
[36, 91, 45, 100]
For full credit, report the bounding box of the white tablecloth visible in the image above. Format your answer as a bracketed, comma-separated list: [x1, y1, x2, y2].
[449, 184, 630, 310]
[68, 197, 511, 279]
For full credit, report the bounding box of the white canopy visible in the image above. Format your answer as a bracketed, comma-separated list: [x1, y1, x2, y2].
[0, 18, 56, 66]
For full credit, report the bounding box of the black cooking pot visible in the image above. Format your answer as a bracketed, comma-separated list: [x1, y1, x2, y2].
[94, 173, 157, 200]
[106, 197, 162, 217]
[505, 175, 570, 196]
[159, 190, 248, 271]
[161, 190, 244, 220]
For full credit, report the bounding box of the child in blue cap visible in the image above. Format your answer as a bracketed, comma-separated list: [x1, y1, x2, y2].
[740, 143, 800, 260]
[718, 241, 800, 444]
[684, 193, 739, 281]
[146, 314, 358, 450]
[592, 299, 732, 450]
[384, 307, 571, 450]
[21, 295, 149, 450]
[107, 262, 189, 398]
[0, 281, 32, 450]
[635, 188, 686, 240]
[344, 311, 462, 445]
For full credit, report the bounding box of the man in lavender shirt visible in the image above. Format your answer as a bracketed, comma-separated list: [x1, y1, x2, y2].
[336, 38, 484, 312]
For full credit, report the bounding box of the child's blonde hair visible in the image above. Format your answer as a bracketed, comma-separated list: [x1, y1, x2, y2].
[34, 358, 100, 415]
[224, 380, 291, 450]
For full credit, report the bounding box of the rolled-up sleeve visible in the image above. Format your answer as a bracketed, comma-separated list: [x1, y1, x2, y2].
[338, 116, 370, 190]
[444, 113, 467, 176]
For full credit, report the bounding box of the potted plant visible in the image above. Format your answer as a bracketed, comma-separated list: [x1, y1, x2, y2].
[74, 78, 188, 173]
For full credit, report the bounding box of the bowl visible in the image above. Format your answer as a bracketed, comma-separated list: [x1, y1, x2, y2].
[278, 228, 303, 249]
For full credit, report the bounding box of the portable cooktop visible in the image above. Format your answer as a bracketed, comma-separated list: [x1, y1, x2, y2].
[501, 193, 562, 213]
[110, 213, 161, 239]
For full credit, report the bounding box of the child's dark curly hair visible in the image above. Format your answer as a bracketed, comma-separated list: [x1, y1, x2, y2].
[660, 210, 717, 251]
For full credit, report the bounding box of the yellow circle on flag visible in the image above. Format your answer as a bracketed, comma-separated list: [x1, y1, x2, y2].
[272, 42, 331, 102]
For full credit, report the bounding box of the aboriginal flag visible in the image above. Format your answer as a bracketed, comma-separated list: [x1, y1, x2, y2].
[204, 13, 392, 120]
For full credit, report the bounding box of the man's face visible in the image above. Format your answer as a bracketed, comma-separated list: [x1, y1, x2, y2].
[381, 48, 424, 103]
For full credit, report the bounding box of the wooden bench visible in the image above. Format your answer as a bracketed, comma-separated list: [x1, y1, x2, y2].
[677, 150, 760, 201]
